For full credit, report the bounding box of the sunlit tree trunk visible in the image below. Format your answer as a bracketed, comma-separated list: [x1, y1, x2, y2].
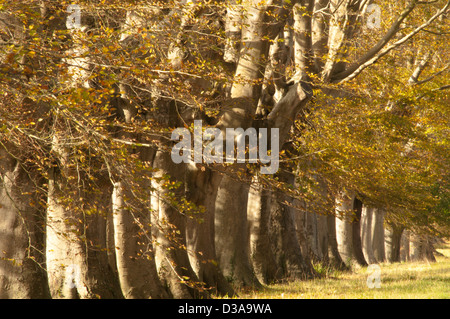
[45, 8, 123, 298]
[46, 137, 123, 299]
[335, 191, 355, 266]
[214, 0, 282, 289]
[151, 151, 202, 299]
[112, 180, 168, 299]
[361, 205, 377, 264]
[0, 148, 50, 298]
[0, 5, 52, 300]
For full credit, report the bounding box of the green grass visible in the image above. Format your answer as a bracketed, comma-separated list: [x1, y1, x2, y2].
[223, 241, 450, 299]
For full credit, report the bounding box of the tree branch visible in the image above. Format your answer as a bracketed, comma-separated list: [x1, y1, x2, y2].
[330, 0, 420, 82]
[413, 63, 449, 86]
[332, 0, 450, 83]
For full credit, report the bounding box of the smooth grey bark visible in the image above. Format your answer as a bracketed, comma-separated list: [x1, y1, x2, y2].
[361, 205, 377, 264]
[293, 0, 314, 75]
[223, 1, 242, 64]
[294, 202, 311, 260]
[297, 171, 330, 264]
[316, 214, 329, 263]
[184, 165, 235, 296]
[151, 151, 202, 299]
[311, 0, 329, 74]
[327, 214, 348, 270]
[351, 198, 368, 266]
[46, 164, 122, 299]
[46, 11, 123, 296]
[305, 210, 320, 260]
[371, 208, 386, 263]
[409, 234, 436, 262]
[384, 222, 403, 263]
[116, 8, 214, 298]
[301, 209, 328, 263]
[268, 169, 315, 280]
[112, 180, 168, 299]
[0, 148, 50, 298]
[322, 0, 361, 81]
[409, 233, 423, 261]
[215, 170, 260, 288]
[214, 0, 311, 289]
[248, 177, 280, 284]
[335, 191, 355, 266]
[0, 5, 52, 299]
[111, 68, 169, 300]
[335, 193, 367, 267]
[400, 230, 411, 262]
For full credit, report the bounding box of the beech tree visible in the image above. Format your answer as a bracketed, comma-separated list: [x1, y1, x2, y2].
[0, 0, 448, 299]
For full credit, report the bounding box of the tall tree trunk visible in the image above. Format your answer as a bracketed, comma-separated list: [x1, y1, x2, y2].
[215, 0, 312, 289]
[311, 0, 329, 74]
[400, 230, 411, 262]
[361, 205, 377, 264]
[423, 237, 437, 262]
[223, 1, 242, 64]
[46, 164, 121, 298]
[151, 151, 202, 299]
[335, 191, 355, 267]
[0, 148, 50, 298]
[110, 90, 169, 299]
[248, 177, 280, 284]
[293, 0, 314, 75]
[294, 202, 311, 260]
[0, 2, 55, 299]
[351, 198, 368, 266]
[185, 166, 235, 296]
[112, 181, 168, 298]
[371, 208, 386, 263]
[215, 170, 260, 288]
[45, 10, 125, 297]
[327, 214, 348, 270]
[301, 210, 328, 263]
[410, 233, 423, 262]
[316, 213, 329, 263]
[210, 1, 270, 290]
[305, 210, 320, 261]
[384, 222, 403, 263]
[410, 234, 436, 262]
[268, 169, 315, 280]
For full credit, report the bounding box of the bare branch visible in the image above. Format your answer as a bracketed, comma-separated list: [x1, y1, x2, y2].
[408, 51, 432, 85]
[333, 0, 450, 83]
[413, 63, 450, 86]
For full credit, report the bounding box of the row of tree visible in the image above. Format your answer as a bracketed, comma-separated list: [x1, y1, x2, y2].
[0, 0, 448, 298]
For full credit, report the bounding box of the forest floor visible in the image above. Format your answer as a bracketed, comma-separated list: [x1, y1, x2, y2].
[223, 241, 450, 299]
